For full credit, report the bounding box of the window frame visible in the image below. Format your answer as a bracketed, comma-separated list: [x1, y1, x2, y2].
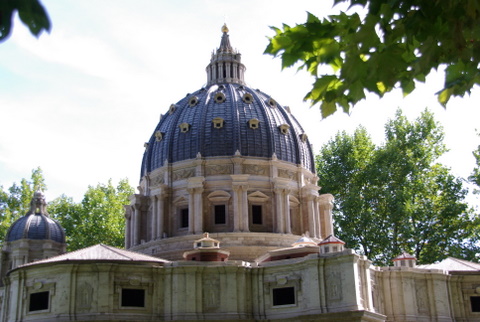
[121, 288, 146, 308]
[28, 291, 50, 313]
[179, 207, 189, 229]
[272, 286, 296, 307]
[214, 204, 227, 225]
[251, 204, 263, 225]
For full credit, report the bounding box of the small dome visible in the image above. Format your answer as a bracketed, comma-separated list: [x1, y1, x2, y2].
[6, 191, 65, 244]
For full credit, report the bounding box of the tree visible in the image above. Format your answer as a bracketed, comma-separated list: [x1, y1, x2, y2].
[0, 0, 50, 42]
[0, 167, 46, 243]
[49, 179, 134, 251]
[470, 135, 480, 193]
[317, 109, 477, 265]
[0, 169, 134, 251]
[265, 1, 480, 118]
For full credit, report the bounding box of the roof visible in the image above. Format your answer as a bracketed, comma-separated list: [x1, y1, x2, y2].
[417, 257, 480, 271]
[393, 252, 416, 261]
[318, 235, 345, 245]
[18, 244, 169, 268]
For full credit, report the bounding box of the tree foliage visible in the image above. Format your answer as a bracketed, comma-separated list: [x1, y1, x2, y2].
[0, 0, 50, 42]
[265, 1, 480, 118]
[0, 167, 46, 243]
[470, 136, 480, 193]
[317, 109, 478, 265]
[0, 169, 134, 251]
[49, 179, 134, 251]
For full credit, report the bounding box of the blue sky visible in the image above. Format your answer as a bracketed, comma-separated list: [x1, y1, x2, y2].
[1, 0, 479, 208]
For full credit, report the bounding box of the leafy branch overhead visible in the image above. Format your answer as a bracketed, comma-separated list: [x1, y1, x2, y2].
[265, 0, 480, 118]
[0, 0, 50, 42]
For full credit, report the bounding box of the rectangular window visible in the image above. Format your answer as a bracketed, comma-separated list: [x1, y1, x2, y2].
[471, 296, 480, 312]
[180, 208, 189, 228]
[214, 205, 226, 224]
[121, 289, 145, 307]
[252, 205, 262, 225]
[29, 291, 49, 312]
[272, 287, 295, 306]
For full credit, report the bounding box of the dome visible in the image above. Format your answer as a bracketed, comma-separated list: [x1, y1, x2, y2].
[140, 26, 315, 178]
[6, 191, 65, 244]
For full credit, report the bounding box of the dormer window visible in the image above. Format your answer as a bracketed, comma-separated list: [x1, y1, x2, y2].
[268, 98, 277, 108]
[155, 131, 165, 141]
[214, 92, 226, 103]
[212, 117, 224, 129]
[300, 133, 308, 143]
[248, 118, 260, 129]
[179, 123, 191, 133]
[242, 93, 253, 104]
[169, 104, 176, 114]
[188, 96, 199, 107]
[278, 124, 290, 135]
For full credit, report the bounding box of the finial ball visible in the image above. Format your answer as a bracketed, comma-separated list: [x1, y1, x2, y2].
[221, 23, 229, 33]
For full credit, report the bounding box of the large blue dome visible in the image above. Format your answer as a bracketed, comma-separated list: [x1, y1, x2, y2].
[141, 26, 315, 178]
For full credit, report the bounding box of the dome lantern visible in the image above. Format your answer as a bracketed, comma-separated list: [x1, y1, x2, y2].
[206, 24, 246, 86]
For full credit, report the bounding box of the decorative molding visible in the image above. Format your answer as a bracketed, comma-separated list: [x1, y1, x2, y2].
[203, 274, 220, 311]
[415, 279, 429, 314]
[244, 164, 269, 176]
[248, 191, 269, 202]
[278, 169, 296, 180]
[207, 190, 231, 202]
[326, 271, 342, 300]
[172, 168, 195, 181]
[206, 164, 233, 175]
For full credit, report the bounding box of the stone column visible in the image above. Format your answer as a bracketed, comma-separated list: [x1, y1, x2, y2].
[133, 204, 141, 245]
[218, 63, 223, 80]
[306, 195, 317, 238]
[187, 191, 195, 234]
[302, 185, 320, 238]
[225, 62, 231, 78]
[241, 186, 249, 232]
[124, 205, 132, 248]
[187, 177, 205, 234]
[274, 188, 285, 233]
[231, 174, 250, 232]
[284, 189, 292, 234]
[193, 188, 204, 234]
[156, 192, 165, 238]
[150, 196, 157, 240]
[318, 194, 334, 238]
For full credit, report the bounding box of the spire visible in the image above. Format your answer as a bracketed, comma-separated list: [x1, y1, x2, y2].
[218, 24, 233, 53]
[206, 24, 246, 86]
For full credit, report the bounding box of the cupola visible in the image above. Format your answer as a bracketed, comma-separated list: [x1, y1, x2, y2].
[392, 252, 417, 268]
[318, 235, 345, 255]
[206, 24, 246, 86]
[183, 233, 230, 261]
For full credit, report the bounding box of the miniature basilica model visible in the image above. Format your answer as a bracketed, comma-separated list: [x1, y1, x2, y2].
[1, 26, 480, 322]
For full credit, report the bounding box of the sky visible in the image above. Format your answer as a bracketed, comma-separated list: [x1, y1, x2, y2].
[1, 0, 479, 208]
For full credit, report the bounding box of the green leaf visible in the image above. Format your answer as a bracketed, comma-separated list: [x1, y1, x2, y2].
[438, 87, 453, 107]
[320, 100, 337, 118]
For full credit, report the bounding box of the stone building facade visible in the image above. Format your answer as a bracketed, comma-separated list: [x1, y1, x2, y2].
[1, 25, 480, 322]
